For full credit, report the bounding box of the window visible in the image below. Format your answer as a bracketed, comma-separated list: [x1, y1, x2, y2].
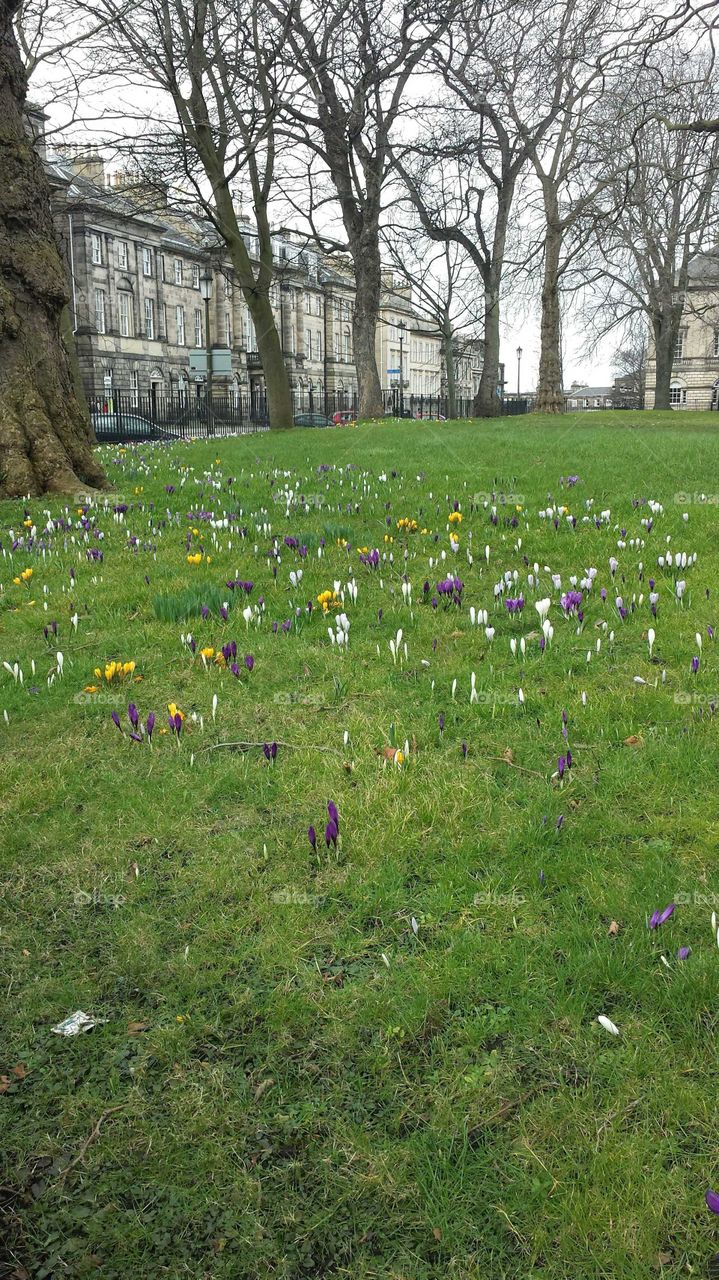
[161, 303, 167, 338]
[317, 331, 323, 359]
[192, 264, 200, 289]
[224, 277, 231, 299]
[306, 330, 313, 359]
[194, 308, 203, 347]
[174, 258, 183, 285]
[130, 370, 139, 407]
[669, 382, 687, 406]
[176, 306, 185, 345]
[161, 255, 167, 282]
[225, 312, 231, 346]
[344, 328, 351, 361]
[91, 233, 102, 265]
[305, 293, 312, 314]
[334, 333, 340, 359]
[142, 247, 153, 277]
[714, 331, 719, 357]
[118, 291, 131, 338]
[315, 295, 322, 316]
[145, 297, 155, 339]
[674, 331, 685, 359]
[118, 240, 128, 269]
[94, 288, 106, 333]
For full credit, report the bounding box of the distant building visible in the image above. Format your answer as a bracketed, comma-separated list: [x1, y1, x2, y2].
[644, 253, 719, 410]
[563, 383, 617, 411]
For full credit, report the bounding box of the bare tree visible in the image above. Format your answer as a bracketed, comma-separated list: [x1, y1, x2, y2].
[71, 0, 297, 429]
[265, 0, 451, 419]
[587, 55, 719, 410]
[0, 0, 106, 496]
[381, 224, 480, 417]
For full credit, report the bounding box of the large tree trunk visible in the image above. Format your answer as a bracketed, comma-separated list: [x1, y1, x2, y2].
[442, 316, 457, 420]
[0, 0, 106, 498]
[473, 273, 502, 417]
[351, 246, 384, 419]
[472, 188, 513, 418]
[652, 310, 681, 411]
[245, 290, 294, 429]
[535, 217, 564, 414]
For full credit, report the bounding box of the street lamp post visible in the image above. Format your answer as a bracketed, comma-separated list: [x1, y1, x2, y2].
[200, 269, 214, 436]
[516, 345, 522, 400]
[398, 321, 406, 416]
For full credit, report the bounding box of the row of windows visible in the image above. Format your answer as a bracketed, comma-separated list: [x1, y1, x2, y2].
[94, 289, 242, 347]
[90, 232, 203, 288]
[674, 331, 719, 359]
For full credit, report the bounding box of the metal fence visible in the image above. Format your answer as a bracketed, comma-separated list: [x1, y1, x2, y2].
[86, 383, 525, 443]
[88, 386, 269, 443]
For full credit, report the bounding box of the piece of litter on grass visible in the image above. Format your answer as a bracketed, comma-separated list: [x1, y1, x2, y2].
[51, 1011, 108, 1037]
[597, 1014, 620, 1036]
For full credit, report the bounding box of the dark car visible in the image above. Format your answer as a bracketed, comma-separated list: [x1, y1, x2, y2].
[91, 413, 176, 442]
[293, 412, 330, 428]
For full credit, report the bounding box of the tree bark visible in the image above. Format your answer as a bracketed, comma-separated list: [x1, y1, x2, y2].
[535, 216, 564, 414]
[652, 309, 681, 410]
[472, 188, 513, 418]
[0, 0, 106, 498]
[442, 315, 457, 420]
[474, 273, 502, 417]
[243, 289, 294, 429]
[349, 235, 384, 420]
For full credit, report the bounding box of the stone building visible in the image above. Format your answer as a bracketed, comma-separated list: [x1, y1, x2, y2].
[644, 253, 719, 410]
[41, 137, 481, 417]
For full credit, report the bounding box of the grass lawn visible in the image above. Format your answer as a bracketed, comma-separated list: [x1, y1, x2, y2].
[4, 409, 719, 1279]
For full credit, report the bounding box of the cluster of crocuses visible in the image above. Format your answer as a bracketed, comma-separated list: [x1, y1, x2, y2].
[111, 703, 156, 744]
[504, 596, 525, 616]
[262, 741, 278, 762]
[647, 901, 692, 962]
[308, 800, 340, 850]
[225, 579, 254, 593]
[433, 575, 464, 608]
[358, 548, 380, 569]
[560, 590, 583, 616]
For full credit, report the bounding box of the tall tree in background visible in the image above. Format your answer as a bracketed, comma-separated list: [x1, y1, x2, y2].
[80, 0, 296, 429]
[588, 56, 719, 410]
[0, 0, 106, 497]
[267, 0, 450, 419]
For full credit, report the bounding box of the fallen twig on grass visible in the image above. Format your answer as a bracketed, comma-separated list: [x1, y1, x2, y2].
[56, 1104, 128, 1184]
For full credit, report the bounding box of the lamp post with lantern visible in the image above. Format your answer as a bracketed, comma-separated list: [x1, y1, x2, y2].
[516, 345, 522, 400]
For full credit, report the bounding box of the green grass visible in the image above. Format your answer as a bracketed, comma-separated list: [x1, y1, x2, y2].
[3, 410, 719, 1278]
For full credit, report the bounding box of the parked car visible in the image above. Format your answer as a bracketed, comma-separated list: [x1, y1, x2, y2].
[332, 410, 357, 425]
[294, 411, 331, 428]
[91, 412, 175, 442]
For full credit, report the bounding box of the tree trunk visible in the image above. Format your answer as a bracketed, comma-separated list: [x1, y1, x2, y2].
[472, 188, 513, 418]
[244, 290, 294, 429]
[442, 316, 457, 420]
[474, 276, 502, 417]
[652, 311, 680, 411]
[351, 247, 384, 419]
[0, 0, 106, 498]
[535, 218, 564, 414]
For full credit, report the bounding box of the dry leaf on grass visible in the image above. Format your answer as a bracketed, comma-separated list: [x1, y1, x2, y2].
[624, 735, 643, 747]
[127, 1021, 150, 1036]
[608, 921, 620, 937]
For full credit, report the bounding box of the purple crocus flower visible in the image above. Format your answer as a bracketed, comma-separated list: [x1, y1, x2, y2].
[676, 946, 691, 960]
[691, 655, 700, 674]
[308, 825, 317, 851]
[146, 712, 155, 740]
[327, 800, 339, 830]
[706, 1190, 719, 1214]
[128, 702, 139, 729]
[201, 605, 210, 620]
[556, 815, 564, 830]
[557, 756, 566, 780]
[566, 750, 572, 769]
[325, 819, 338, 848]
[461, 740, 467, 758]
[219, 605, 229, 622]
[111, 711, 122, 732]
[244, 654, 254, 672]
[649, 902, 676, 929]
[438, 712, 445, 734]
